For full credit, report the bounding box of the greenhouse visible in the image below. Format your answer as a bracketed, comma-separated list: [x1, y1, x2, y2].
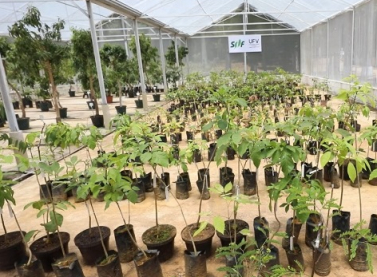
[0, 1, 377, 277]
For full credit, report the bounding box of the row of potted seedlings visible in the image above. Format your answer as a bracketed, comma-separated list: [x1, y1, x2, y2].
[2, 71, 377, 276]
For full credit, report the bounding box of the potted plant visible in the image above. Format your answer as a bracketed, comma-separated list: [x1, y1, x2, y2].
[9, 6, 69, 124]
[71, 28, 104, 127]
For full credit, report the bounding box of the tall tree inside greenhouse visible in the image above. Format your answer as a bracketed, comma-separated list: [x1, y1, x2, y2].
[8, 6, 68, 123]
[129, 34, 162, 87]
[70, 29, 100, 116]
[165, 41, 188, 86]
[100, 44, 128, 107]
[0, 37, 36, 120]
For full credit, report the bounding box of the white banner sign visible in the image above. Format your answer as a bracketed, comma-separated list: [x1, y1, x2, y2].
[228, 35, 262, 53]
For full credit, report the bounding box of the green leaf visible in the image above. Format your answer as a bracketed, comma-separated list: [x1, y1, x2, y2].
[193, 221, 208, 237]
[369, 169, 377, 181]
[140, 152, 152, 163]
[213, 216, 225, 235]
[202, 122, 214, 132]
[24, 230, 39, 243]
[224, 182, 233, 193]
[320, 152, 333, 167]
[347, 162, 356, 182]
[218, 119, 228, 130]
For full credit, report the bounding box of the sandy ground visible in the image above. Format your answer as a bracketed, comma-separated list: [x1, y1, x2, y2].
[1, 93, 377, 277]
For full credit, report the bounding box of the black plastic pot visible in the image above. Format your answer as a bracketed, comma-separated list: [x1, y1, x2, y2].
[307, 140, 318, 155]
[176, 179, 189, 199]
[17, 117, 30, 130]
[217, 219, 249, 247]
[196, 180, 210, 200]
[226, 147, 236, 160]
[69, 90, 75, 97]
[96, 250, 123, 277]
[208, 143, 216, 161]
[114, 224, 138, 263]
[331, 210, 350, 244]
[170, 133, 179, 145]
[198, 168, 210, 187]
[262, 244, 280, 274]
[115, 106, 126, 115]
[152, 94, 161, 102]
[242, 169, 257, 196]
[215, 129, 222, 139]
[201, 132, 210, 142]
[74, 226, 110, 265]
[184, 250, 207, 277]
[305, 213, 322, 248]
[181, 223, 215, 257]
[339, 159, 355, 181]
[12, 101, 20, 109]
[140, 172, 153, 193]
[179, 172, 192, 191]
[15, 257, 45, 277]
[40, 182, 52, 202]
[285, 243, 305, 272]
[348, 237, 368, 271]
[135, 99, 143, 109]
[313, 246, 331, 276]
[369, 214, 377, 236]
[219, 167, 234, 187]
[254, 217, 269, 248]
[159, 134, 167, 143]
[30, 232, 70, 272]
[52, 252, 85, 277]
[186, 131, 194, 141]
[161, 172, 170, 187]
[0, 231, 26, 271]
[134, 250, 163, 277]
[142, 224, 177, 263]
[90, 115, 104, 128]
[350, 173, 362, 188]
[59, 107, 67, 119]
[282, 217, 302, 250]
[132, 178, 146, 202]
[323, 162, 334, 182]
[264, 167, 278, 186]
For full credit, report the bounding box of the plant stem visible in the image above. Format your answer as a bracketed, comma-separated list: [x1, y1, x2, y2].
[89, 198, 108, 259]
[115, 201, 147, 258]
[1, 214, 7, 238]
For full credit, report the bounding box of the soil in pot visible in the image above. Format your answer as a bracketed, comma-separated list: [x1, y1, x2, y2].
[242, 169, 257, 196]
[0, 231, 27, 271]
[96, 250, 122, 277]
[184, 250, 207, 277]
[331, 210, 350, 244]
[74, 226, 110, 265]
[285, 243, 305, 272]
[15, 257, 45, 277]
[217, 219, 249, 247]
[313, 246, 331, 276]
[134, 250, 163, 277]
[52, 252, 85, 277]
[181, 223, 215, 257]
[114, 224, 138, 263]
[30, 232, 70, 272]
[142, 224, 177, 263]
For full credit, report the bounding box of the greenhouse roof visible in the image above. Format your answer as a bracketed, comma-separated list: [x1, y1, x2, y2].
[0, 0, 366, 40]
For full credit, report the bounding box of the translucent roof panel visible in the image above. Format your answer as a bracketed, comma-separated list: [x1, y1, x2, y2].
[0, 0, 367, 39]
[0, 0, 112, 40]
[117, 0, 364, 34]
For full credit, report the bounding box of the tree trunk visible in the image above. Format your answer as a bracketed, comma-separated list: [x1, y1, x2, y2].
[89, 75, 100, 116]
[8, 81, 26, 118]
[118, 80, 122, 107]
[46, 61, 61, 123]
